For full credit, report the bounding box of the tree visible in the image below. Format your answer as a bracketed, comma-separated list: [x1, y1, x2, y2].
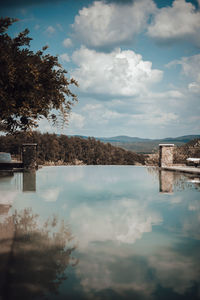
[0, 17, 78, 134]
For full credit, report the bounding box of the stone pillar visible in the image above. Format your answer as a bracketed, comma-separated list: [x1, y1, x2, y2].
[22, 144, 37, 170]
[159, 144, 174, 168]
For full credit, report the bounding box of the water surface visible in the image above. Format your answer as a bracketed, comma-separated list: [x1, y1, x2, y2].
[0, 166, 200, 300]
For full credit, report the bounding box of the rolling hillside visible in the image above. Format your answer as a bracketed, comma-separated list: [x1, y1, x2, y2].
[73, 135, 200, 153]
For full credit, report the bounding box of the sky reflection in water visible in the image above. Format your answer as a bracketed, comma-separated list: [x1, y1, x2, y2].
[0, 166, 200, 300]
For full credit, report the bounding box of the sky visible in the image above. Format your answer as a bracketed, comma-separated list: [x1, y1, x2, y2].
[1, 0, 200, 138]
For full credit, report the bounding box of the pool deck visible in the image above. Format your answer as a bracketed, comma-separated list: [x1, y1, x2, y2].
[161, 165, 200, 175]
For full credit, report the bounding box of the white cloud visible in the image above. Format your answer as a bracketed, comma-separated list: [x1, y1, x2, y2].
[72, 0, 156, 49]
[147, 111, 178, 125]
[46, 25, 56, 35]
[82, 103, 102, 112]
[127, 110, 178, 126]
[166, 90, 183, 98]
[60, 53, 70, 63]
[82, 101, 178, 128]
[63, 38, 73, 48]
[82, 103, 122, 125]
[147, 90, 184, 100]
[74, 89, 182, 137]
[69, 112, 85, 129]
[147, 0, 200, 46]
[188, 82, 200, 93]
[167, 54, 200, 93]
[176, 54, 200, 80]
[72, 47, 162, 96]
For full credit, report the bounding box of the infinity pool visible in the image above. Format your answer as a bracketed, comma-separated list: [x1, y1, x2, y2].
[0, 166, 200, 300]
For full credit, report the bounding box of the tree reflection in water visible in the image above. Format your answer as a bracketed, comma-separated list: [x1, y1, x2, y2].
[0, 208, 78, 300]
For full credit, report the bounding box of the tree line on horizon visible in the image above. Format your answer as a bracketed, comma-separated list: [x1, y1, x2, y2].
[0, 132, 145, 165]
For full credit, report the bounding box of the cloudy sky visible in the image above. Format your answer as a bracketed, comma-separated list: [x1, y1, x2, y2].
[1, 0, 200, 138]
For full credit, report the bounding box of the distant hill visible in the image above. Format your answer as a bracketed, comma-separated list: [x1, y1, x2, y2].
[71, 135, 200, 154]
[97, 136, 151, 143]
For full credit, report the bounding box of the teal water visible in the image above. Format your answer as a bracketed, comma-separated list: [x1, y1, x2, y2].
[0, 166, 200, 300]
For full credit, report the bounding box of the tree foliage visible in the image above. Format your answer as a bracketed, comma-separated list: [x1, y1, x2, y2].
[0, 132, 145, 165]
[0, 17, 78, 133]
[174, 138, 200, 164]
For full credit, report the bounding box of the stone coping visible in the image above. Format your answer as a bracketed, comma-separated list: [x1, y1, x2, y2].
[159, 144, 175, 147]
